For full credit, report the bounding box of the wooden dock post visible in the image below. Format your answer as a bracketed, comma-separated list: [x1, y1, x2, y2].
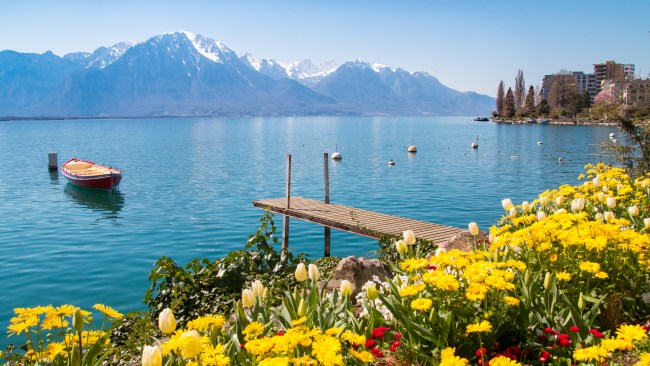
[324, 152, 331, 257]
[282, 154, 291, 262]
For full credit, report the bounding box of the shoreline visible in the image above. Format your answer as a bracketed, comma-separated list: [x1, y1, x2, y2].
[491, 118, 619, 126]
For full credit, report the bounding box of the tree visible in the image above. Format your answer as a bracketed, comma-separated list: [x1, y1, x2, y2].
[496, 81, 505, 118]
[548, 73, 577, 110]
[581, 92, 592, 109]
[524, 85, 536, 117]
[536, 99, 550, 116]
[514, 70, 525, 113]
[503, 87, 516, 118]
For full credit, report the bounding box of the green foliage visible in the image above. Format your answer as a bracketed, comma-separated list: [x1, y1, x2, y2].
[145, 211, 307, 326]
[376, 233, 436, 264]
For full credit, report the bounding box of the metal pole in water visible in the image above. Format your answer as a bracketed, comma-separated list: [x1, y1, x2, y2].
[48, 151, 58, 170]
[324, 152, 331, 257]
[282, 154, 291, 262]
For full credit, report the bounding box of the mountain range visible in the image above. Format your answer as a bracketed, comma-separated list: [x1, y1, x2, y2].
[0, 31, 494, 118]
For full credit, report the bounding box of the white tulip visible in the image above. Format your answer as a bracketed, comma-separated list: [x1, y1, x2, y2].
[242, 289, 256, 308]
[403, 230, 416, 245]
[539, 196, 549, 206]
[571, 197, 585, 213]
[602, 186, 609, 193]
[158, 308, 177, 334]
[604, 211, 615, 222]
[295, 263, 308, 282]
[509, 207, 517, 218]
[522, 201, 531, 212]
[628, 206, 640, 217]
[537, 211, 547, 221]
[308, 264, 320, 281]
[606, 196, 616, 209]
[642, 180, 650, 189]
[468, 222, 479, 236]
[644, 218, 650, 228]
[556, 195, 565, 206]
[434, 247, 447, 256]
[597, 192, 605, 203]
[592, 176, 600, 187]
[251, 280, 266, 298]
[501, 198, 513, 211]
[595, 213, 604, 222]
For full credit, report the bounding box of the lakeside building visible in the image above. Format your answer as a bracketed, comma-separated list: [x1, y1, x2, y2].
[541, 72, 595, 101]
[623, 78, 650, 108]
[594, 61, 635, 95]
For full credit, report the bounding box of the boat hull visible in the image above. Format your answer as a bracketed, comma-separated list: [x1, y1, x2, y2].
[61, 158, 122, 190]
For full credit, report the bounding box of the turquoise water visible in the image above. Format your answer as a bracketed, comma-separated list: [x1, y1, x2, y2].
[0, 116, 615, 342]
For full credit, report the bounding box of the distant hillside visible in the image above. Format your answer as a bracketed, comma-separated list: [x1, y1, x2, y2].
[0, 31, 494, 118]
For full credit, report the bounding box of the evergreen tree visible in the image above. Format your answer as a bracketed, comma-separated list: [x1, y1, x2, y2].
[581, 92, 592, 109]
[524, 85, 536, 116]
[496, 81, 505, 118]
[536, 99, 550, 116]
[514, 70, 525, 113]
[503, 87, 516, 118]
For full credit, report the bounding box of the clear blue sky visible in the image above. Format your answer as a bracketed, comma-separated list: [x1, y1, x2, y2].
[1, 0, 648, 96]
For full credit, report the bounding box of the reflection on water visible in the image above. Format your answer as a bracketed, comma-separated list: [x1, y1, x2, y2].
[64, 184, 124, 219]
[48, 169, 59, 184]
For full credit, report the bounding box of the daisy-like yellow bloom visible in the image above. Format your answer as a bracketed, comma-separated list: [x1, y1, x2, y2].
[243, 321, 265, 341]
[400, 258, 429, 272]
[556, 271, 571, 282]
[93, 304, 123, 319]
[8, 315, 38, 336]
[325, 327, 343, 336]
[42, 315, 68, 330]
[258, 356, 290, 366]
[503, 296, 520, 306]
[616, 324, 648, 343]
[635, 352, 650, 366]
[465, 283, 488, 301]
[573, 346, 608, 362]
[432, 273, 460, 291]
[291, 316, 307, 326]
[291, 356, 318, 365]
[399, 283, 426, 297]
[489, 355, 522, 366]
[411, 298, 433, 311]
[440, 347, 469, 366]
[349, 348, 374, 363]
[201, 343, 230, 366]
[579, 261, 601, 274]
[600, 338, 633, 352]
[186, 314, 226, 332]
[595, 271, 609, 279]
[245, 338, 275, 356]
[340, 331, 365, 346]
[49, 304, 76, 317]
[311, 335, 343, 366]
[466, 320, 492, 334]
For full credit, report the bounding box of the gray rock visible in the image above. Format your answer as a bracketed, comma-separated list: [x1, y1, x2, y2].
[327, 256, 392, 298]
[445, 231, 489, 252]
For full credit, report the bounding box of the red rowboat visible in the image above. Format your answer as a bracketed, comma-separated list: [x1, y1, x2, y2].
[61, 158, 122, 190]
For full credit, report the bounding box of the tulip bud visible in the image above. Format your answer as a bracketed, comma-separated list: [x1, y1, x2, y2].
[543, 272, 552, 290]
[295, 263, 308, 282]
[340, 280, 353, 296]
[395, 240, 408, 255]
[521, 201, 531, 212]
[262, 287, 269, 300]
[468, 222, 479, 236]
[180, 330, 202, 359]
[578, 292, 585, 311]
[251, 280, 266, 298]
[606, 196, 616, 209]
[604, 211, 615, 222]
[308, 264, 320, 281]
[597, 192, 605, 203]
[537, 211, 547, 221]
[72, 308, 84, 334]
[595, 213, 604, 222]
[509, 207, 517, 218]
[602, 185, 609, 193]
[366, 284, 379, 301]
[555, 195, 565, 206]
[242, 289, 256, 308]
[142, 345, 162, 366]
[540, 195, 549, 206]
[592, 176, 600, 187]
[571, 197, 585, 213]
[403, 229, 416, 245]
[297, 298, 307, 317]
[501, 198, 513, 211]
[158, 308, 177, 334]
[644, 218, 650, 228]
[628, 205, 639, 217]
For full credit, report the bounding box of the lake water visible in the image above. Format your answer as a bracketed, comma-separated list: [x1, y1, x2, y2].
[0, 116, 616, 343]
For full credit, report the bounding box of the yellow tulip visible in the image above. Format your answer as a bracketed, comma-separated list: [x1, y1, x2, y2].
[295, 263, 308, 282]
[251, 280, 266, 298]
[158, 308, 177, 334]
[297, 298, 307, 317]
[242, 289, 256, 308]
[543, 272, 552, 290]
[180, 330, 202, 359]
[340, 280, 353, 296]
[72, 308, 84, 334]
[142, 345, 162, 366]
[395, 240, 408, 255]
[366, 284, 379, 301]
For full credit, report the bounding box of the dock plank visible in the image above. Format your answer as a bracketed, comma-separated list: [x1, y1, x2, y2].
[253, 196, 465, 244]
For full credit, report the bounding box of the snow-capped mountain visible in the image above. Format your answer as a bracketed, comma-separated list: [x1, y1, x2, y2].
[0, 31, 494, 117]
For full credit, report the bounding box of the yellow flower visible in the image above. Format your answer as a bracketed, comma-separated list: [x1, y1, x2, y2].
[489, 355, 522, 365]
[258, 357, 290, 366]
[291, 316, 307, 327]
[556, 271, 571, 281]
[142, 345, 162, 366]
[411, 298, 433, 311]
[465, 283, 488, 301]
[93, 304, 123, 319]
[399, 283, 426, 297]
[244, 338, 274, 356]
[158, 308, 177, 334]
[243, 321, 265, 341]
[186, 314, 226, 332]
[616, 324, 648, 342]
[595, 271, 609, 279]
[291, 356, 318, 365]
[325, 327, 343, 336]
[440, 347, 469, 366]
[242, 289, 256, 308]
[400, 258, 429, 272]
[573, 346, 608, 362]
[295, 263, 308, 282]
[340, 331, 365, 346]
[180, 330, 202, 359]
[340, 280, 353, 296]
[635, 352, 650, 366]
[579, 261, 600, 274]
[403, 229, 416, 245]
[350, 348, 374, 363]
[466, 320, 492, 334]
[503, 296, 520, 306]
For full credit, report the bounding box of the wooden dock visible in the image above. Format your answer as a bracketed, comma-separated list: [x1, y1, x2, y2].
[253, 196, 465, 245]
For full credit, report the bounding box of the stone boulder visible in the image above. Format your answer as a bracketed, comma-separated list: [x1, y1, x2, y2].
[326, 256, 392, 299]
[444, 231, 489, 252]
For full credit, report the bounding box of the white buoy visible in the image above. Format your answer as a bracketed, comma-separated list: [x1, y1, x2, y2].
[388, 159, 395, 166]
[558, 157, 563, 162]
[537, 141, 543, 145]
[609, 132, 616, 138]
[471, 134, 478, 149]
[331, 144, 342, 160]
[48, 151, 58, 170]
[407, 138, 417, 153]
[612, 139, 618, 144]
[510, 155, 518, 159]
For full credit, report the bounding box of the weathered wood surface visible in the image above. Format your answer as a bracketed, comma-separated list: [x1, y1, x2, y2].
[253, 196, 465, 244]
